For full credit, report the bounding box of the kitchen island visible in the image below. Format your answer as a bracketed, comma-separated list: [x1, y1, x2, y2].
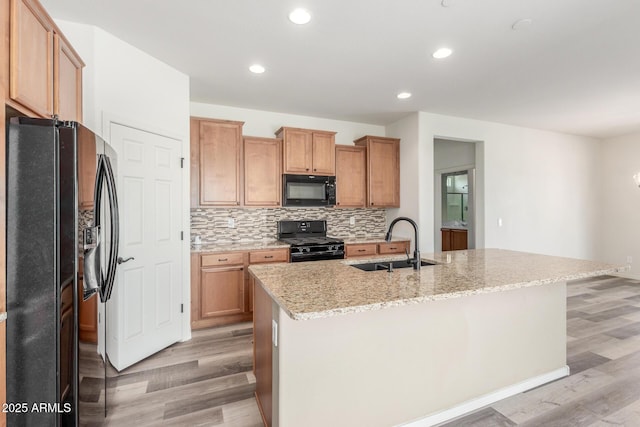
[249, 249, 625, 427]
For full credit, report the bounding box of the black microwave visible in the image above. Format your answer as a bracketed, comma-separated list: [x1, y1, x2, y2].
[282, 174, 336, 207]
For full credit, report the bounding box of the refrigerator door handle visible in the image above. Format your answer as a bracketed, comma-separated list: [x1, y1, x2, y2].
[102, 155, 120, 302]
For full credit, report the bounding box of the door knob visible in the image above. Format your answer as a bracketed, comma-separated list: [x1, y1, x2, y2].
[117, 256, 134, 264]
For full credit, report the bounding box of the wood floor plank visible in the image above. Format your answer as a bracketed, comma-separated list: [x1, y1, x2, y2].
[438, 407, 515, 426]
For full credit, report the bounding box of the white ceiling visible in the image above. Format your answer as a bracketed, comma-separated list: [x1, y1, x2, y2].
[41, 0, 640, 139]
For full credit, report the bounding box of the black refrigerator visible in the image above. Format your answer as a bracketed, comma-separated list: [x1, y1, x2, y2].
[6, 117, 120, 426]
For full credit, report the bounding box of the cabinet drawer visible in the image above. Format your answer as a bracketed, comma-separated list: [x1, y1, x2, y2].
[346, 243, 377, 258]
[378, 241, 408, 255]
[60, 283, 73, 314]
[249, 248, 289, 264]
[201, 252, 244, 267]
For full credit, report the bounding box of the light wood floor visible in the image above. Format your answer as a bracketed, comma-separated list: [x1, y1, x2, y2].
[80, 275, 640, 426]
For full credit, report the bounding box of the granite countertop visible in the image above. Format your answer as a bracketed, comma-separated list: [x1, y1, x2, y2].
[191, 240, 290, 253]
[249, 248, 627, 321]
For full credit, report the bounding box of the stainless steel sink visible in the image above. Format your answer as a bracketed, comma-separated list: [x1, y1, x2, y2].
[350, 260, 435, 271]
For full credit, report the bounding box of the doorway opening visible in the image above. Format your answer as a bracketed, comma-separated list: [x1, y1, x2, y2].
[434, 138, 483, 252]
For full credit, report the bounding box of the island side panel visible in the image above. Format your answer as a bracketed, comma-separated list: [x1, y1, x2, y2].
[276, 282, 567, 427]
[253, 277, 274, 426]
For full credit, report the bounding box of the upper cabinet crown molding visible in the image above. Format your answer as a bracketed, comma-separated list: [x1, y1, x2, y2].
[275, 126, 336, 176]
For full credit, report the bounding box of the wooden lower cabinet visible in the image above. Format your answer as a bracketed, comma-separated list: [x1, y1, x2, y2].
[345, 243, 377, 258]
[191, 248, 289, 330]
[378, 241, 409, 255]
[201, 267, 245, 318]
[441, 228, 468, 251]
[345, 241, 409, 258]
[253, 280, 273, 426]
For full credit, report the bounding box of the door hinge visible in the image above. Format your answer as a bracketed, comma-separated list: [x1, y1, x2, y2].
[180, 157, 184, 168]
[181, 231, 184, 240]
[180, 304, 184, 313]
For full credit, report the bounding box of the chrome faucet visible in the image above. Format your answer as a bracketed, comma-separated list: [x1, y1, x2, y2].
[385, 216, 421, 270]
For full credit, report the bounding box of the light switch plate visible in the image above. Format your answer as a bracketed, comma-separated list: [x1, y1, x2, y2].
[227, 218, 235, 228]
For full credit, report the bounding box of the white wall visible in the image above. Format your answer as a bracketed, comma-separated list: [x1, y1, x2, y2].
[384, 113, 423, 250]
[190, 102, 385, 146]
[389, 112, 601, 259]
[434, 139, 476, 171]
[53, 20, 193, 339]
[600, 132, 640, 278]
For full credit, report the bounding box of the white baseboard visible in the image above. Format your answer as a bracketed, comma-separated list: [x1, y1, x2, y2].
[399, 366, 570, 427]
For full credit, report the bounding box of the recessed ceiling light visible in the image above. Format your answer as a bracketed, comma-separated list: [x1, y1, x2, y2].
[397, 92, 412, 100]
[512, 18, 533, 30]
[249, 64, 265, 74]
[432, 47, 453, 59]
[289, 8, 311, 25]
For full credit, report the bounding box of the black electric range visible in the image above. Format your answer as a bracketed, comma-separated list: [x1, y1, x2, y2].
[278, 220, 345, 262]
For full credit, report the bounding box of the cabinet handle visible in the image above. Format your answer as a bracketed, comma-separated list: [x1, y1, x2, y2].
[389, 247, 397, 250]
[357, 249, 366, 252]
[371, 202, 374, 205]
[236, 202, 240, 205]
[337, 202, 340, 205]
[314, 168, 317, 171]
[265, 255, 273, 259]
[306, 168, 310, 171]
[218, 258, 228, 262]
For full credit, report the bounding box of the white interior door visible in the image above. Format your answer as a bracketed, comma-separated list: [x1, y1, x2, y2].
[106, 123, 183, 371]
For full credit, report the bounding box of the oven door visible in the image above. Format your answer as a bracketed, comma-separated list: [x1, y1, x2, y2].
[282, 174, 335, 207]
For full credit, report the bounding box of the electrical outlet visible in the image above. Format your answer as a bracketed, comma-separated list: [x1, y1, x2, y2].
[349, 216, 355, 226]
[497, 218, 503, 227]
[627, 255, 633, 264]
[227, 218, 235, 228]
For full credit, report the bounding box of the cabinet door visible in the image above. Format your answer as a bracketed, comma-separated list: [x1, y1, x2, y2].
[200, 267, 245, 318]
[199, 120, 243, 206]
[244, 137, 281, 206]
[335, 145, 366, 207]
[10, 0, 54, 117]
[441, 229, 452, 251]
[451, 229, 468, 250]
[368, 138, 400, 207]
[54, 33, 83, 122]
[283, 129, 312, 174]
[311, 132, 335, 175]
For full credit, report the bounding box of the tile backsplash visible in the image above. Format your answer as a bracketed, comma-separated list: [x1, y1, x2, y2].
[191, 207, 387, 243]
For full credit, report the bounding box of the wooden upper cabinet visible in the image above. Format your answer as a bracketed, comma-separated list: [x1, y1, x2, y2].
[244, 136, 281, 207]
[195, 118, 244, 207]
[54, 33, 83, 121]
[354, 135, 400, 208]
[10, 0, 54, 117]
[9, 0, 84, 121]
[335, 145, 366, 207]
[311, 132, 336, 175]
[276, 127, 336, 175]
